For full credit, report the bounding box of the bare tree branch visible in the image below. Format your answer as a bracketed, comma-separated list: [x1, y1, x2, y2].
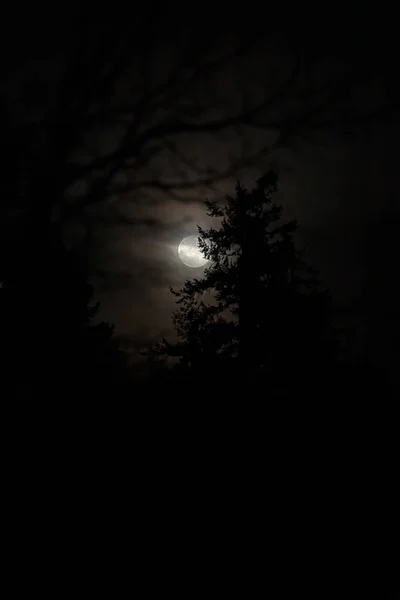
[4, 21, 398, 240]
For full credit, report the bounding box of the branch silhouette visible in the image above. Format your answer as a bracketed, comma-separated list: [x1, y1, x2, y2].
[4, 18, 397, 241]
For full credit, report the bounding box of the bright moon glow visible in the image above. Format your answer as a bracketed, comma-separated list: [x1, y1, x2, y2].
[178, 235, 208, 268]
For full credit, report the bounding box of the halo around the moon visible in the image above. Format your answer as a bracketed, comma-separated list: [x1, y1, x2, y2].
[178, 235, 208, 268]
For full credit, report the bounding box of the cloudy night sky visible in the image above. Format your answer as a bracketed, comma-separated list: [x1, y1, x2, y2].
[1, 6, 399, 371]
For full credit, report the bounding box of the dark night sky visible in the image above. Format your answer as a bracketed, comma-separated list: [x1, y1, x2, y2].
[2, 9, 399, 368]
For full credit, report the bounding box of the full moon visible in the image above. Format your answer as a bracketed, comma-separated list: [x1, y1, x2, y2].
[178, 235, 208, 268]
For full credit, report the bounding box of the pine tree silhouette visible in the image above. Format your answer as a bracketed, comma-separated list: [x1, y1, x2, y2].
[0, 232, 130, 397]
[158, 171, 336, 395]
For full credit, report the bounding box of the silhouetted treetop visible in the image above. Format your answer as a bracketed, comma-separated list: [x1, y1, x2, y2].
[157, 171, 336, 393]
